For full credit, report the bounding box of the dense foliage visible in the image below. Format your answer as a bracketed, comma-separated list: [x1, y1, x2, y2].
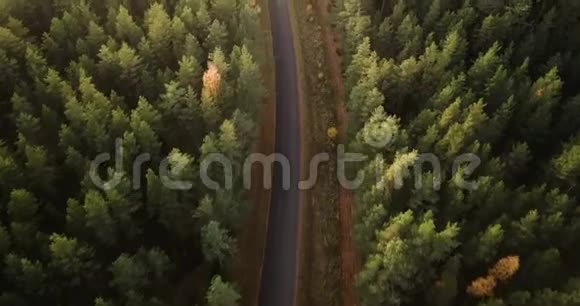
[0, 0, 264, 305]
[338, 0, 580, 305]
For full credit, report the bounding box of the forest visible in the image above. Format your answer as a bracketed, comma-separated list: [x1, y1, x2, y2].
[338, 0, 580, 305]
[0, 0, 264, 305]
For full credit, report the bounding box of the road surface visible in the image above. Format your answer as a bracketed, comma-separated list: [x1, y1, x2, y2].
[257, 0, 301, 304]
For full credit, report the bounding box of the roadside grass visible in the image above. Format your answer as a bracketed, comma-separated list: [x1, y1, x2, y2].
[288, 0, 342, 306]
[310, 1, 360, 305]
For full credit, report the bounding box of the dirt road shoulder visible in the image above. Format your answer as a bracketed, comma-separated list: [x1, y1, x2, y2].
[232, 0, 276, 304]
[312, 1, 360, 305]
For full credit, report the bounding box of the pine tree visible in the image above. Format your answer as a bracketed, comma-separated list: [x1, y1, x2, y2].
[5, 17, 30, 39]
[475, 13, 512, 52]
[422, 0, 441, 33]
[357, 211, 459, 306]
[0, 26, 26, 57]
[171, 16, 188, 60]
[23, 145, 55, 195]
[117, 43, 143, 98]
[145, 3, 172, 66]
[231, 109, 256, 153]
[159, 81, 202, 150]
[110, 253, 147, 294]
[232, 46, 265, 117]
[156, 149, 196, 238]
[195, 1, 212, 38]
[396, 14, 423, 60]
[4, 254, 46, 298]
[206, 275, 241, 306]
[438, 98, 462, 130]
[552, 137, 580, 184]
[345, 37, 377, 95]
[236, 4, 260, 52]
[83, 190, 117, 246]
[183, 33, 204, 63]
[201, 221, 235, 265]
[48, 234, 98, 289]
[210, 0, 237, 24]
[376, 17, 398, 59]
[339, 0, 371, 65]
[465, 224, 504, 265]
[505, 142, 531, 180]
[129, 97, 162, 158]
[115, 6, 143, 46]
[517, 67, 562, 146]
[351, 106, 400, 155]
[7, 189, 38, 224]
[468, 43, 503, 92]
[65, 198, 86, 237]
[177, 2, 196, 32]
[205, 19, 228, 53]
[177, 55, 202, 89]
[6, 189, 40, 251]
[105, 177, 141, 241]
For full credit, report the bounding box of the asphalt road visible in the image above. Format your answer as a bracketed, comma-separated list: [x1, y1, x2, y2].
[257, 0, 301, 304]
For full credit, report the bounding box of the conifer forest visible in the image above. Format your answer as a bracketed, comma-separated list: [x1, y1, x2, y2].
[1, 0, 580, 306]
[338, 0, 580, 305]
[0, 0, 264, 305]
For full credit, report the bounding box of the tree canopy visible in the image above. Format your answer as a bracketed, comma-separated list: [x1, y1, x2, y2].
[338, 0, 580, 305]
[0, 0, 265, 304]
